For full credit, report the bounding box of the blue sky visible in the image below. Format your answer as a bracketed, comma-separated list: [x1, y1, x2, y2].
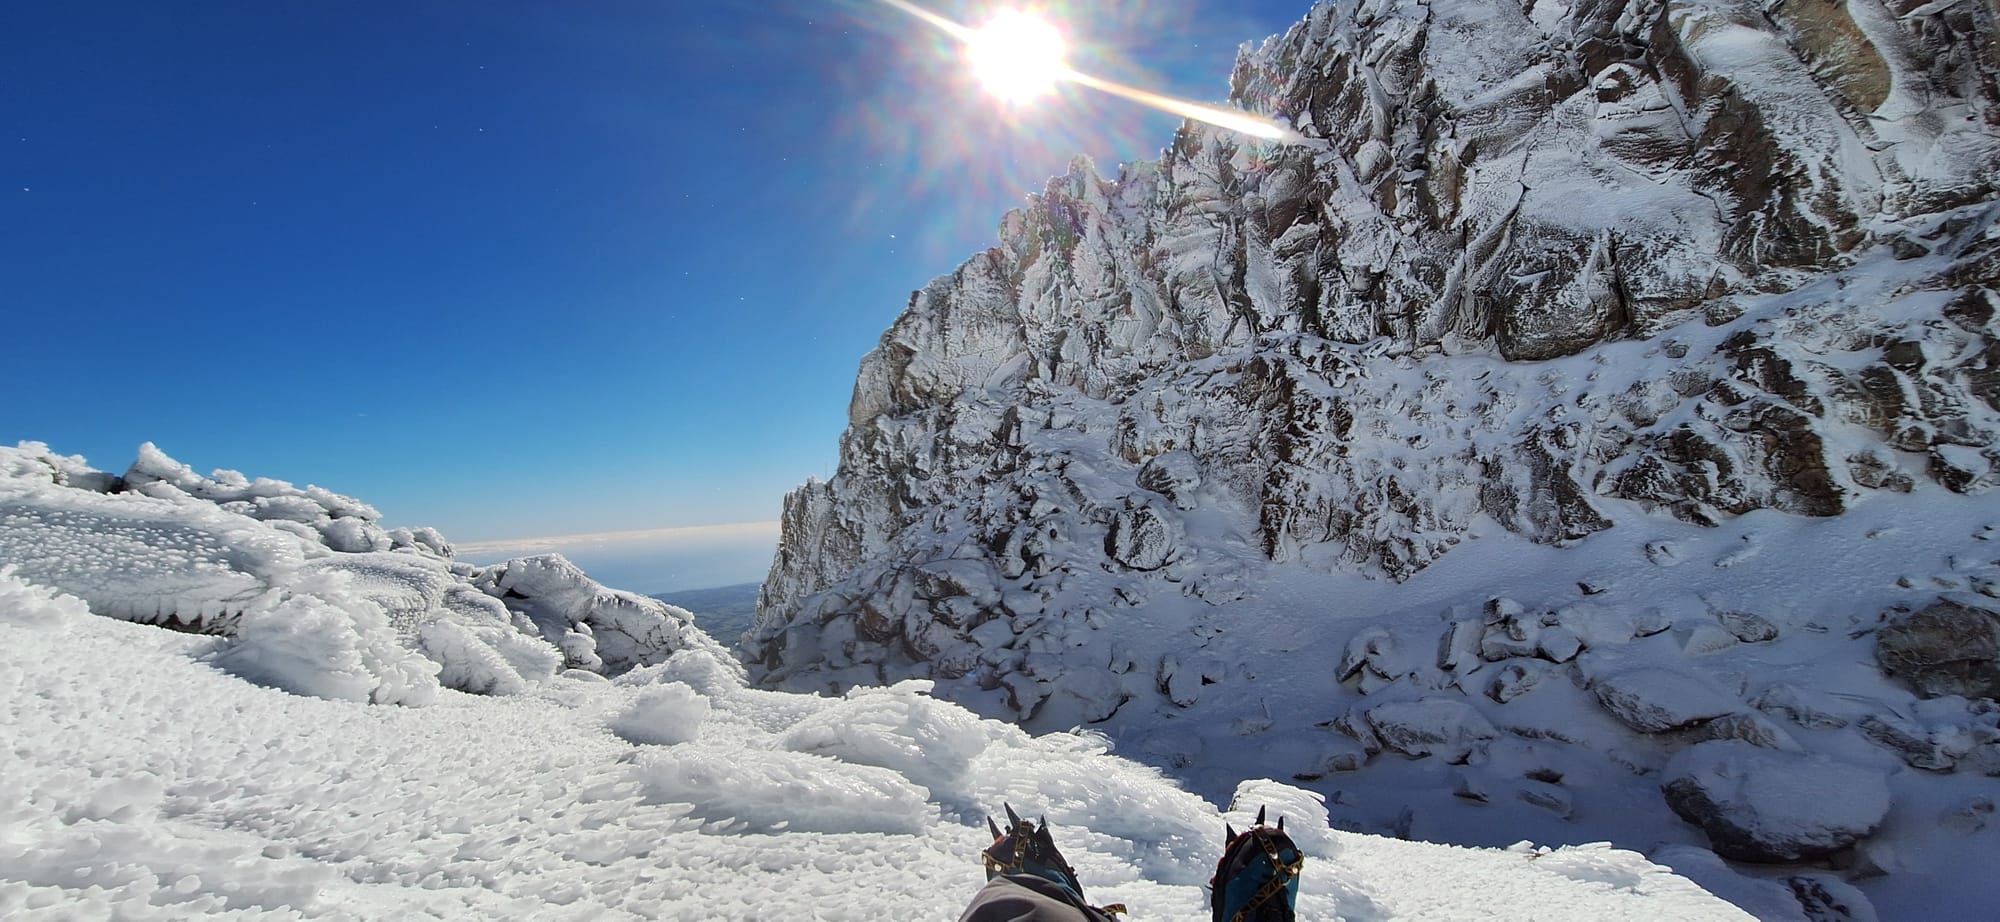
[2, 0, 1314, 544]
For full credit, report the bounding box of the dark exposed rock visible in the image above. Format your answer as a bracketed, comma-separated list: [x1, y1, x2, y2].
[1876, 598, 2000, 700]
[1136, 450, 1202, 510]
[1858, 714, 1958, 772]
[1105, 498, 1181, 571]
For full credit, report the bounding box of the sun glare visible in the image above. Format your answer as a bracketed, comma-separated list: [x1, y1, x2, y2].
[966, 9, 1069, 103]
[872, 0, 1295, 140]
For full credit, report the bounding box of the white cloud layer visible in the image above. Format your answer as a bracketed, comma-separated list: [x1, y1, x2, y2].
[456, 522, 779, 594]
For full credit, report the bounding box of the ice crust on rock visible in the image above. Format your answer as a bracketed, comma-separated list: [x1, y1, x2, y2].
[0, 565, 89, 629]
[0, 443, 713, 705]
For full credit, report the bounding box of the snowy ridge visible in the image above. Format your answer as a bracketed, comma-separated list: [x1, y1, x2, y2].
[748, 0, 2000, 917]
[0, 571, 1751, 920]
[0, 442, 721, 706]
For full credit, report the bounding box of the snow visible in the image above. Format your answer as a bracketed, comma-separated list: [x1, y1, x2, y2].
[1662, 741, 1893, 862]
[214, 572, 442, 707]
[610, 681, 709, 745]
[0, 564, 1754, 920]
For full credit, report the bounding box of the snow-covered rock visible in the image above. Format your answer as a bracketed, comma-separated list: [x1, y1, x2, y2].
[1592, 668, 1741, 734]
[1363, 698, 1498, 759]
[0, 443, 713, 704]
[1661, 741, 1891, 863]
[473, 553, 708, 674]
[213, 573, 441, 707]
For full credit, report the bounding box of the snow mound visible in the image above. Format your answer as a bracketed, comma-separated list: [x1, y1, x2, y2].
[610, 681, 709, 745]
[0, 566, 89, 629]
[781, 679, 995, 801]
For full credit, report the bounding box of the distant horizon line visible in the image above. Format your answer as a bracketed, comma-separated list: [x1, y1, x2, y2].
[453, 520, 780, 554]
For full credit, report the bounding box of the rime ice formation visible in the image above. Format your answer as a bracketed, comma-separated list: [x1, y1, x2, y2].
[0, 442, 720, 705]
[750, 0, 2000, 917]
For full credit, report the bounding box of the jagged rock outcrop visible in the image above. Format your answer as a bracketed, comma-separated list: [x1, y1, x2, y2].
[751, 0, 2000, 697]
[746, 2, 2000, 913]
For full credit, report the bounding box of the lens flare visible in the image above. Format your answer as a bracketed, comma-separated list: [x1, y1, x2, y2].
[967, 10, 1068, 103]
[871, 0, 1296, 142]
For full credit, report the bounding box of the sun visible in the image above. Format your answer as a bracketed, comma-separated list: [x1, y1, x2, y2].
[966, 9, 1069, 103]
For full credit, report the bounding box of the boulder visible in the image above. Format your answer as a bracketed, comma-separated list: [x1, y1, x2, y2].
[1592, 668, 1740, 733]
[1717, 611, 1780, 643]
[1337, 626, 1393, 683]
[1680, 711, 1802, 752]
[1662, 741, 1891, 863]
[1876, 599, 2000, 700]
[1535, 626, 1583, 663]
[1486, 662, 1543, 704]
[1751, 683, 1851, 730]
[1480, 599, 1541, 661]
[1136, 450, 1201, 509]
[1104, 498, 1181, 571]
[1858, 714, 1958, 771]
[1158, 653, 1224, 708]
[1364, 698, 1498, 759]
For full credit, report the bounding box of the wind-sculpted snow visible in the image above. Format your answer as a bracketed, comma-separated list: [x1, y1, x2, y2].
[0, 580, 1754, 920]
[751, 0, 2000, 917]
[0, 442, 713, 704]
[0, 483, 303, 629]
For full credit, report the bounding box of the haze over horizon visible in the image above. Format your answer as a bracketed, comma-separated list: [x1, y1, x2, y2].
[1, 0, 1313, 544]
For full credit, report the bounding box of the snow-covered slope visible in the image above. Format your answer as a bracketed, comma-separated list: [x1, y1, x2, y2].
[0, 559, 1765, 919]
[748, 0, 2000, 917]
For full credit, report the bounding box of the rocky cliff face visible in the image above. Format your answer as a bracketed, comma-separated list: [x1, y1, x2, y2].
[749, 5, 2000, 908]
[752, 0, 2000, 691]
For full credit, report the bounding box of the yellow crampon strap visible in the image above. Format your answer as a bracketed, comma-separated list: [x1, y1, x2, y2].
[1227, 831, 1304, 922]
